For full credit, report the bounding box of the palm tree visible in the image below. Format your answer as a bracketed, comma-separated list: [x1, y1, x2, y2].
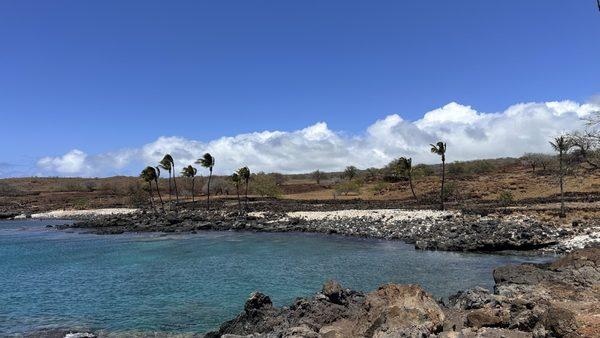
[196, 153, 215, 210]
[181, 165, 198, 202]
[398, 157, 417, 200]
[159, 155, 173, 202]
[169, 155, 179, 203]
[430, 142, 447, 210]
[550, 136, 573, 218]
[154, 166, 165, 211]
[231, 172, 242, 209]
[140, 166, 158, 213]
[237, 166, 251, 209]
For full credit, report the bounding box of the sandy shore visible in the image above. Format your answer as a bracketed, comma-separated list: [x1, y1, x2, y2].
[15, 208, 138, 219]
[250, 208, 456, 222]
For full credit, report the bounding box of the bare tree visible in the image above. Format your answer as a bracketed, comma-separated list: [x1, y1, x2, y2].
[550, 136, 573, 218]
[311, 170, 324, 185]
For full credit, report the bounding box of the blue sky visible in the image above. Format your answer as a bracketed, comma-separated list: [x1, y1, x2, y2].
[1, 1, 599, 177]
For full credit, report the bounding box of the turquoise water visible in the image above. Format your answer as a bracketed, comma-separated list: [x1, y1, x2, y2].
[0, 219, 553, 335]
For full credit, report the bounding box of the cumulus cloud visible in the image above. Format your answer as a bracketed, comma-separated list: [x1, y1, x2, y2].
[34, 99, 600, 177]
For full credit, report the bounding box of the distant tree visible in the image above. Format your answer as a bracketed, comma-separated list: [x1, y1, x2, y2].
[343, 166, 358, 181]
[363, 168, 380, 182]
[430, 141, 447, 210]
[196, 153, 215, 210]
[230, 172, 242, 209]
[140, 166, 158, 213]
[397, 157, 417, 200]
[312, 170, 324, 185]
[550, 136, 573, 217]
[521, 153, 553, 174]
[568, 131, 600, 171]
[238, 166, 251, 209]
[181, 165, 198, 202]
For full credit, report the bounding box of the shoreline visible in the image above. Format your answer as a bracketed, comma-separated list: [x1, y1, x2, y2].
[21, 205, 598, 254]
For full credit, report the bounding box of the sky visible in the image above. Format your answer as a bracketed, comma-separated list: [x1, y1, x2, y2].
[1, 1, 599, 177]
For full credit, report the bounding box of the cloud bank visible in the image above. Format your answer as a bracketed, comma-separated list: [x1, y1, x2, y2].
[35, 100, 599, 177]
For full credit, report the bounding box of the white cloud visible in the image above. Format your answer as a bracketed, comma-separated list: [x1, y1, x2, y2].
[34, 99, 600, 177]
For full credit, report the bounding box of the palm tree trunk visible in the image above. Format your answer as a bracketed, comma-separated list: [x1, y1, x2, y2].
[207, 168, 212, 211]
[441, 159, 445, 211]
[172, 166, 179, 203]
[148, 182, 157, 214]
[236, 184, 241, 210]
[168, 171, 172, 203]
[409, 174, 417, 200]
[244, 180, 249, 209]
[155, 179, 165, 211]
[191, 177, 195, 203]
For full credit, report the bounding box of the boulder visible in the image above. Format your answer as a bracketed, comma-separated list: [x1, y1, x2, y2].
[244, 292, 273, 313]
[321, 280, 346, 305]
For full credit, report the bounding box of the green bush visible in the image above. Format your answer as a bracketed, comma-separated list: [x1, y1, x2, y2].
[442, 181, 457, 199]
[498, 190, 514, 207]
[412, 164, 434, 177]
[370, 181, 388, 193]
[447, 160, 495, 176]
[334, 180, 362, 195]
[250, 173, 282, 198]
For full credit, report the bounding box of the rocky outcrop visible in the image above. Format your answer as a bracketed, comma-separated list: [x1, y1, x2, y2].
[211, 248, 599, 338]
[446, 248, 600, 337]
[207, 281, 445, 338]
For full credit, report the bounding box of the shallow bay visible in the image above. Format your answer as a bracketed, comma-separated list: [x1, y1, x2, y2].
[0, 219, 553, 335]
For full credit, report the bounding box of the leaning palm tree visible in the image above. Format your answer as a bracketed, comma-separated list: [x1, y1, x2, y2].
[169, 155, 179, 203]
[550, 136, 573, 218]
[159, 155, 173, 202]
[237, 166, 251, 209]
[430, 142, 447, 210]
[231, 172, 242, 209]
[181, 165, 198, 202]
[140, 166, 158, 213]
[398, 157, 417, 200]
[154, 166, 165, 211]
[196, 153, 215, 210]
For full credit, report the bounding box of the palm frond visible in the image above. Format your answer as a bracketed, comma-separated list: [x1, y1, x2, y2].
[237, 166, 251, 180]
[196, 153, 215, 168]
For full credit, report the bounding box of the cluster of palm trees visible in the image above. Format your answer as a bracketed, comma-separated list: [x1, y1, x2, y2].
[139, 152, 216, 212]
[231, 166, 251, 211]
[139, 152, 254, 213]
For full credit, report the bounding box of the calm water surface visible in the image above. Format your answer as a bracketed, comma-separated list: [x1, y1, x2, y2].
[0, 219, 553, 335]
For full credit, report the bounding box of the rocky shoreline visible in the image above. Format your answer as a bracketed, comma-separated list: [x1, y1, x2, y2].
[53, 205, 600, 253]
[206, 247, 600, 338]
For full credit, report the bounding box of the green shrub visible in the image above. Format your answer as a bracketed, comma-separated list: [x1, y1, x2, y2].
[370, 181, 388, 193]
[334, 180, 362, 196]
[412, 164, 434, 177]
[448, 160, 496, 176]
[442, 181, 457, 199]
[250, 173, 282, 198]
[498, 190, 514, 207]
[127, 183, 149, 207]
